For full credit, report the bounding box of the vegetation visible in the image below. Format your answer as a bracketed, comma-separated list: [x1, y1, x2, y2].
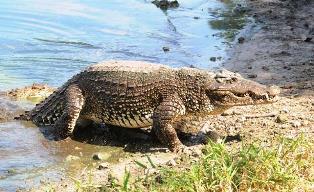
[123, 136, 313, 192]
[53, 135, 314, 192]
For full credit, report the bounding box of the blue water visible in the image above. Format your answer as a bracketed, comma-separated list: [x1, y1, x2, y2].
[0, 0, 246, 90]
[0, 0, 247, 191]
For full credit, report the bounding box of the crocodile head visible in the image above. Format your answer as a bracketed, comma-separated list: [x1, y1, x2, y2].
[206, 70, 280, 106]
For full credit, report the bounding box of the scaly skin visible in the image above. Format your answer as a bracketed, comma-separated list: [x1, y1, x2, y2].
[19, 60, 280, 152]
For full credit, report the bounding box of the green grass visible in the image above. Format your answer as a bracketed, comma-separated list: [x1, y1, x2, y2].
[129, 135, 314, 192]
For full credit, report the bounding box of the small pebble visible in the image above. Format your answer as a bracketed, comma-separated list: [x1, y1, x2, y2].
[282, 108, 289, 113]
[166, 159, 176, 167]
[98, 162, 110, 170]
[280, 124, 289, 129]
[162, 46, 170, 52]
[238, 37, 245, 43]
[291, 121, 301, 128]
[275, 115, 288, 123]
[301, 34, 312, 42]
[283, 66, 291, 70]
[248, 74, 257, 78]
[210, 57, 216, 62]
[92, 152, 110, 161]
[74, 147, 81, 150]
[191, 148, 202, 157]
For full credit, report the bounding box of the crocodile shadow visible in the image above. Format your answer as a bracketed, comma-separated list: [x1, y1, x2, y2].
[39, 122, 241, 153]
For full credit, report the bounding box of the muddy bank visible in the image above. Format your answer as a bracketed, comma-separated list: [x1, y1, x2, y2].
[220, 0, 314, 159]
[224, 0, 314, 96]
[0, 84, 55, 122]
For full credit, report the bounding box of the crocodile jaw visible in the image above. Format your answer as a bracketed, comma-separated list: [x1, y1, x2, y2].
[207, 83, 280, 106]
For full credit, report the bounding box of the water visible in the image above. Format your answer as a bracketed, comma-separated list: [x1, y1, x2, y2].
[0, 0, 247, 190]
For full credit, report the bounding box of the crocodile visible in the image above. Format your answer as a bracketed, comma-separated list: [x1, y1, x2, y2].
[18, 60, 280, 152]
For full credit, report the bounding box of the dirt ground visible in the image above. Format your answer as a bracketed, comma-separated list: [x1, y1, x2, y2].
[20, 0, 314, 190]
[221, 0, 314, 143]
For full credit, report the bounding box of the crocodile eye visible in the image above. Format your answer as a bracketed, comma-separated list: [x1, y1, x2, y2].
[215, 78, 223, 83]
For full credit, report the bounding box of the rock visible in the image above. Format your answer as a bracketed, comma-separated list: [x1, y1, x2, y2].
[225, 134, 242, 142]
[281, 108, 289, 113]
[92, 152, 111, 161]
[191, 148, 203, 158]
[7, 83, 55, 102]
[280, 124, 289, 129]
[152, 0, 179, 10]
[98, 162, 110, 170]
[283, 66, 291, 70]
[193, 16, 200, 20]
[291, 121, 301, 128]
[210, 57, 216, 62]
[162, 46, 170, 52]
[238, 37, 245, 44]
[201, 131, 221, 143]
[248, 74, 257, 78]
[262, 66, 270, 71]
[301, 34, 312, 42]
[166, 159, 176, 167]
[275, 115, 288, 123]
[74, 147, 82, 150]
[65, 155, 80, 162]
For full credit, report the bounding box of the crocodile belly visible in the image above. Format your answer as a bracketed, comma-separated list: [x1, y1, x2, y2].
[84, 112, 153, 128]
[107, 113, 153, 128]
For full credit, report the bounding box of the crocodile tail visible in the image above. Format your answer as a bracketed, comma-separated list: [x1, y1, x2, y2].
[15, 75, 79, 125]
[31, 89, 66, 126]
[14, 87, 66, 126]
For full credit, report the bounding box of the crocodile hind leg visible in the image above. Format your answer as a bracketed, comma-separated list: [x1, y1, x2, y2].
[52, 84, 85, 140]
[152, 95, 186, 152]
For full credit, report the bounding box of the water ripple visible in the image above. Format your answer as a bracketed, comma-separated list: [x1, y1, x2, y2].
[34, 38, 100, 49]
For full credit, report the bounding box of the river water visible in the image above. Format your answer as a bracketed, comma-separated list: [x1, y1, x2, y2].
[0, 0, 247, 191]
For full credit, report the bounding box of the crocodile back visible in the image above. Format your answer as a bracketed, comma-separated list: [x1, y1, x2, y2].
[78, 60, 178, 128]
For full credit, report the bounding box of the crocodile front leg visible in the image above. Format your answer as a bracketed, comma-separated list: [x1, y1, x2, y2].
[53, 84, 85, 139]
[152, 94, 186, 152]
